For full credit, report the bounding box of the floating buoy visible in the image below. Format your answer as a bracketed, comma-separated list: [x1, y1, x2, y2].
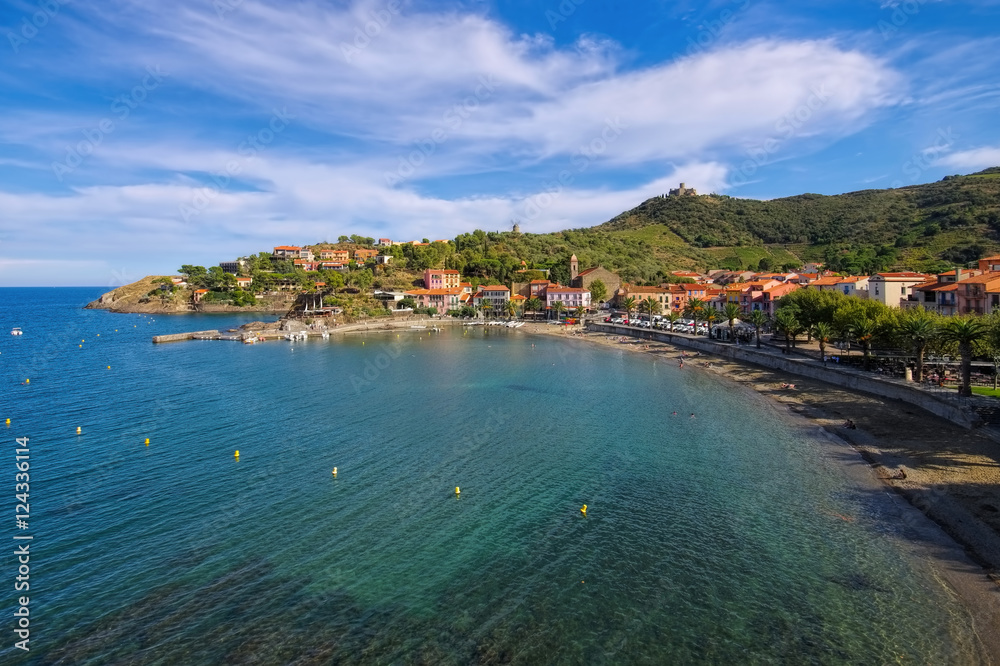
[79, 344, 82, 348]
[107, 366, 111, 369]
[115, 329, 118, 332]
[97, 334, 100, 336]
[5, 418, 10, 425]
[455, 486, 460, 496]
[24, 379, 29, 384]
[332, 467, 338, 477]
[76, 426, 82, 434]
[81, 339, 85, 342]
[234, 450, 240, 458]
[145, 438, 150, 445]
[581, 504, 587, 515]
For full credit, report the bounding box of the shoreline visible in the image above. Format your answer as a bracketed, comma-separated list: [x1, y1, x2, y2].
[518, 322, 1000, 661]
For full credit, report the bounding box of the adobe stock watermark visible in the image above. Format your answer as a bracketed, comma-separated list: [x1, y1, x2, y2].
[340, 0, 403, 64]
[7, 0, 70, 53]
[51, 66, 168, 182]
[890, 127, 957, 188]
[545, 0, 585, 30]
[384, 74, 500, 187]
[350, 338, 405, 393]
[878, 0, 933, 40]
[682, 0, 751, 60]
[520, 116, 627, 220]
[178, 107, 294, 223]
[727, 83, 831, 188]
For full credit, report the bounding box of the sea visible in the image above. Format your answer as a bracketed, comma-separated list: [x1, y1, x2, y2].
[0, 287, 986, 664]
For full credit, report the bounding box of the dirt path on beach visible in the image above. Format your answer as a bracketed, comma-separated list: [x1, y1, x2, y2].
[522, 322, 1000, 659]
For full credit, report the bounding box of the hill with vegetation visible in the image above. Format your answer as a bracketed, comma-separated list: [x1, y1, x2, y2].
[434, 168, 1000, 285]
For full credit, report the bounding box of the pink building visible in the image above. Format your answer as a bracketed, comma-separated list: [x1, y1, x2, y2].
[545, 286, 591, 313]
[423, 268, 461, 289]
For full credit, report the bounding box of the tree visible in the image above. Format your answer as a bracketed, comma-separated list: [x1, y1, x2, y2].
[850, 315, 878, 370]
[338, 235, 349, 243]
[757, 256, 773, 272]
[722, 302, 741, 342]
[939, 316, 989, 396]
[574, 306, 586, 323]
[684, 297, 707, 333]
[398, 297, 416, 310]
[897, 311, 938, 382]
[551, 300, 566, 321]
[747, 309, 768, 349]
[703, 309, 719, 336]
[589, 279, 607, 305]
[641, 297, 661, 321]
[622, 296, 637, 322]
[506, 299, 519, 319]
[774, 308, 800, 353]
[525, 297, 542, 320]
[665, 311, 681, 332]
[479, 301, 493, 320]
[811, 321, 833, 364]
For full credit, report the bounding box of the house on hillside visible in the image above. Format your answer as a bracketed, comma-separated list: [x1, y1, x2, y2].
[423, 268, 461, 289]
[955, 273, 1000, 315]
[868, 272, 930, 307]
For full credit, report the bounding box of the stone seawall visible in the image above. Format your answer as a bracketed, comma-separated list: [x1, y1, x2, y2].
[589, 323, 981, 429]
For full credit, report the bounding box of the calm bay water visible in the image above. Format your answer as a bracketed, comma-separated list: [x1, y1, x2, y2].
[0, 288, 984, 663]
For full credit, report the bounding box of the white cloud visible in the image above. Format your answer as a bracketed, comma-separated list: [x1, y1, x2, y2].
[937, 145, 1000, 170]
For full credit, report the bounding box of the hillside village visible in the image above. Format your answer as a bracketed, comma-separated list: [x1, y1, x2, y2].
[155, 238, 1000, 322]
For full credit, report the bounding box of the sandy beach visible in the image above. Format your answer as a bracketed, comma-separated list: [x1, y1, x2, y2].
[521, 321, 1000, 660]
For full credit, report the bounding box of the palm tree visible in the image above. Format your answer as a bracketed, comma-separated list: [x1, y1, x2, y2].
[703, 309, 719, 337]
[574, 306, 586, 325]
[898, 314, 938, 382]
[939, 316, 989, 396]
[722, 302, 741, 342]
[774, 308, 800, 353]
[479, 300, 492, 320]
[747, 309, 767, 349]
[642, 297, 661, 322]
[850, 315, 878, 370]
[551, 300, 566, 322]
[811, 321, 833, 364]
[506, 299, 519, 320]
[684, 297, 707, 334]
[622, 296, 637, 323]
[525, 297, 542, 321]
[665, 311, 681, 332]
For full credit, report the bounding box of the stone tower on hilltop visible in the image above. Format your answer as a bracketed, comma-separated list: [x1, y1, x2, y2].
[570, 254, 579, 281]
[668, 182, 697, 197]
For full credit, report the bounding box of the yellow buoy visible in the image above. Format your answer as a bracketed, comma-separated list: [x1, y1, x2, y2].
[76, 426, 82, 434]
[332, 467, 338, 477]
[5, 418, 9, 425]
[234, 450, 240, 458]
[115, 329, 118, 332]
[145, 438, 150, 445]
[581, 504, 587, 515]
[455, 486, 461, 496]
[81, 339, 85, 342]
[79, 344, 82, 348]
[107, 366, 111, 369]
[24, 379, 29, 384]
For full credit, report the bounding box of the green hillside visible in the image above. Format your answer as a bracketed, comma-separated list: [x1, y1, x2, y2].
[596, 167, 1000, 275]
[447, 167, 1000, 285]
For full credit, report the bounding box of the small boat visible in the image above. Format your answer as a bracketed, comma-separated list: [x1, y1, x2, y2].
[10, 328, 22, 336]
[410, 325, 427, 329]
[321, 331, 330, 340]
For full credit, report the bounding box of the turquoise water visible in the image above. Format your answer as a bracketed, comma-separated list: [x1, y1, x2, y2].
[0, 288, 984, 663]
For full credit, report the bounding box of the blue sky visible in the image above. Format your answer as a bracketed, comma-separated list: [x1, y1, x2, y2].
[1, 0, 999, 286]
